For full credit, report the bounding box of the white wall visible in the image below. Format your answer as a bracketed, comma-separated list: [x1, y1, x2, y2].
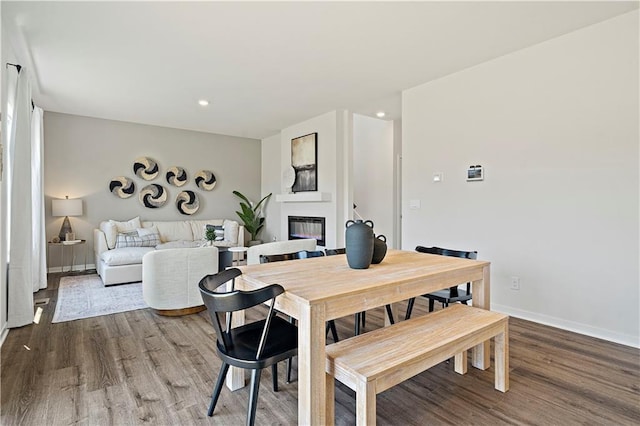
[402, 11, 639, 347]
[261, 111, 352, 249]
[0, 1, 7, 344]
[261, 133, 281, 243]
[353, 114, 395, 246]
[44, 112, 261, 267]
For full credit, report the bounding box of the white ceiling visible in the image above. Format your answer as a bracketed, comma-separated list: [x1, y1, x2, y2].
[3, 1, 638, 140]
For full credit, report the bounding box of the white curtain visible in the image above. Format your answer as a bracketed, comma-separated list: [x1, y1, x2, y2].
[7, 68, 34, 328]
[31, 106, 47, 291]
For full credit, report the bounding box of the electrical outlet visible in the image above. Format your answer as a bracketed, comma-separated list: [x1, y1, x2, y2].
[510, 276, 520, 290]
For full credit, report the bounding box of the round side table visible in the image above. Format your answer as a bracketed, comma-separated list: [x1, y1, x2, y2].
[228, 246, 248, 267]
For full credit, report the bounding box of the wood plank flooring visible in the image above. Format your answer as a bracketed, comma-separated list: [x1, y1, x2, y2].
[1, 272, 639, 425]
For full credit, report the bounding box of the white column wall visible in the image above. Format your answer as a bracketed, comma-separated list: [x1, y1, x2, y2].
[261, 133, 281, 243]
[353, 114, 395, 247]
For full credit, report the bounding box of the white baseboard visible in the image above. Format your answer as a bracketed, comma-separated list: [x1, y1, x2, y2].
[0, 325, 8, 348]
[492, 303, 639, 349]
[47, 263, 96, 274]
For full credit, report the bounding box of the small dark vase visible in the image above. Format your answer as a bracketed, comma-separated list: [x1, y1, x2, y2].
[371, 234, 387, 264]
[345, 219, 374, 269]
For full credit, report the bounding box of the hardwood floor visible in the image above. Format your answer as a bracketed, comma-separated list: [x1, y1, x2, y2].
[2, 272, 639, 425]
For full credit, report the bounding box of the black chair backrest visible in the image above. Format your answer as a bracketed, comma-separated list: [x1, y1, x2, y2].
[297, 250, 325, 259]
[260, 250, 324, 263]
[260, 252, 299, 263]
[415, 245, 477, 260]
[325, 248, 346, 256]
[415, 246, 477, 297]
[199, 268, 285, 357]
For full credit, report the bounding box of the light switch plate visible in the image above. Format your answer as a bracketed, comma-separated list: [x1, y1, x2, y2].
[409, 199, 421, 209]
[433, 172, 443, 183]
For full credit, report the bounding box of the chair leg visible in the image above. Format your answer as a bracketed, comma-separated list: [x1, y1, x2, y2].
[208, 362, 230, 417]
[428, 299, 435, 312]
[328, 320, 339, 342]
[286, 357, 293, 383]
[361, 311, 366, 327]
[247, 369, 262, 426]
[272, 363, 278, 392]
[405, 297, 416, 320]
[354, 312, 361, 336]
[385, 304, 395, 325]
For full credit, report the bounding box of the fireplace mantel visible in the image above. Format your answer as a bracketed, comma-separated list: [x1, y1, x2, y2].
[276, 192, 331, 203]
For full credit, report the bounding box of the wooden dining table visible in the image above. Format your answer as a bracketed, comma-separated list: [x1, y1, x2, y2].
[231, 249, 491, 425]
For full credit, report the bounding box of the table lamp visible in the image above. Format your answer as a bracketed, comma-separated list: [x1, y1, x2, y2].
[52, 196, 83, 241]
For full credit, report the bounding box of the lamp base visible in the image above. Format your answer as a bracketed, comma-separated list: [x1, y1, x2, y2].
[59, 216, 73, 241]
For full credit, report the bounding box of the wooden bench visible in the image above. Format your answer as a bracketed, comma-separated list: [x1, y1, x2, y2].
[325, 304, 509, 425]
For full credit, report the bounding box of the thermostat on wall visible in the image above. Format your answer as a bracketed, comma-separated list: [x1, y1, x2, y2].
[467, 165, 483, 181]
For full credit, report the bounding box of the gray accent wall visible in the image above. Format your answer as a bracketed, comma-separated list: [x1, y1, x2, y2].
[44, 112, 261, 268]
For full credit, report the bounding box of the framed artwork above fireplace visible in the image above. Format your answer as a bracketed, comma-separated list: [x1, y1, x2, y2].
[291, 132, 317, 192]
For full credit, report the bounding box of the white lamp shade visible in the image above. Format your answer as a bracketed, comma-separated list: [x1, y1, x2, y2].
[52, 198, 83, 217]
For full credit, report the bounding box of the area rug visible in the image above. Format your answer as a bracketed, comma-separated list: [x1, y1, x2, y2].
[52, 274, 147, 323]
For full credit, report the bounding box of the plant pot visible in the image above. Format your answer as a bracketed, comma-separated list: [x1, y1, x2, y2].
[248, 240, 262, 247]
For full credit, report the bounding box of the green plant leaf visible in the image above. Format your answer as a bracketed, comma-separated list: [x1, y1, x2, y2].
[233, 191, 272, 240]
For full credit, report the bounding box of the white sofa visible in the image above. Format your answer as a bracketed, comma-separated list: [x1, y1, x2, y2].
[246, 238, 318, 265]
[93, 217, 245, 286]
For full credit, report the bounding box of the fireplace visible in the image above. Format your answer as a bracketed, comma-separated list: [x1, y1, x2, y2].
[288, 216, 326, 247]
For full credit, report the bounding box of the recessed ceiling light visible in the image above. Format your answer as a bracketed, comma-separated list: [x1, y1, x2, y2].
[376, 111, 385, 118]
[198, 99, 209, 107]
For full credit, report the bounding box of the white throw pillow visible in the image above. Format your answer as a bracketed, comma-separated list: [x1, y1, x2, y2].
[110, 216, 141, 233]
[137, 226, 159, 237]
[101, 221, 117, 250]
[223, 220, 239, 245]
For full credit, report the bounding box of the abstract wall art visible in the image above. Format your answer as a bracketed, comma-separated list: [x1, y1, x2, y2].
[139, 184, 167, 208]
[109, 176, 136, 198]
[176, 190, 200, 215]
[166, 166, 188, 187]
[133, 157, 159, 180]
[195, 170, 217, 191]
[291, 132, 317, 192]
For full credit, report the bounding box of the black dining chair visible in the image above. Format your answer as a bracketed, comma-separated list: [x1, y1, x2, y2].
[324, 247, 395, 336]
[260, 250, 339, 383]
[260, 250, 339, 343]
[404, 246, 478, 320]
[199, 268, 298, 426]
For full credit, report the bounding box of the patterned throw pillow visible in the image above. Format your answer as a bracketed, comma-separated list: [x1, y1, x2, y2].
[115, 232, 160, 248]
[205, 224, 225, 241]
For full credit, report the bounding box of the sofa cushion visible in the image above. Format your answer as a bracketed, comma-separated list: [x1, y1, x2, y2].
[212, 240, 235, 248]
[115, 232, 160, 248]
[137, 226, 159, 237]
[101, 247, 154, 266]
[155, 240, 203, 250]
[144, 221, 193, 242]
[223, 219, 240, 245]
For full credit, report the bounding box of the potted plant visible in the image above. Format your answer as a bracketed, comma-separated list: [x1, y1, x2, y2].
[233, 190, 272, 246]
[204, 227, 216, 246]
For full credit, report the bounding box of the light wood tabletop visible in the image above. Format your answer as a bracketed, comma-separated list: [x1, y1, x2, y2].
[233, 249, 491, 425]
